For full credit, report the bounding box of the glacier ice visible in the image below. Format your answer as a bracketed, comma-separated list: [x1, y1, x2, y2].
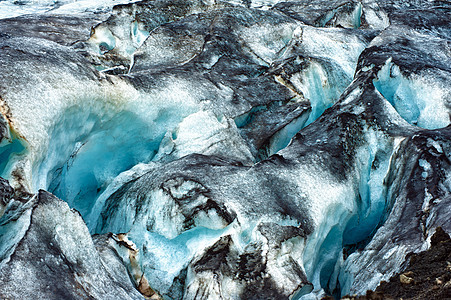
[273, 1, 364, 28]
[0, 0, 451, 299]
[85, 76, 414, 298]
[358, 8, 451, 130]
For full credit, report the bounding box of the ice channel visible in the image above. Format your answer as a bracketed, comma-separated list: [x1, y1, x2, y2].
[299, 124, 399, 299]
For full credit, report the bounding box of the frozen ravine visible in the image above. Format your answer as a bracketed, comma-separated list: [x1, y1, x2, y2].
[0, 0, 451, 299]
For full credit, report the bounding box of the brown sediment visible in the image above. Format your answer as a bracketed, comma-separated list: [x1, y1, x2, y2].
[341, 227, 451, 300]
[10, 167, 33, 201]
[113, 233, 162, 299]
[0, 94, 28, 141]
[0, 94, 15, 129]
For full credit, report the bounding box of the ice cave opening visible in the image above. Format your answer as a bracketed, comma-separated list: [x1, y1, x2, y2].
[33, 103, 192, 222]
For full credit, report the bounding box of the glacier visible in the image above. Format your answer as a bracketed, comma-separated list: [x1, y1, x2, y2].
[0, 0, 450, 299]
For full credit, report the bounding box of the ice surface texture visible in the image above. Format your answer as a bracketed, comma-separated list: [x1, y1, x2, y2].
[0, 0, 450, 299]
